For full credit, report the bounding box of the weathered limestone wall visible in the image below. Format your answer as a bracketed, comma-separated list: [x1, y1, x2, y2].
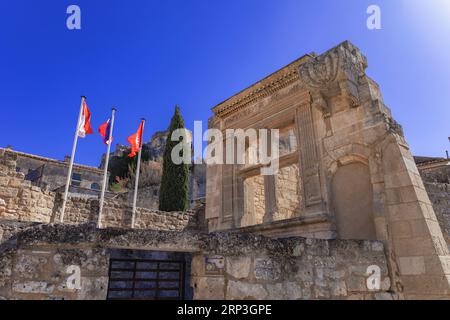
[120, 186, 160, 211]
[53, 197, 202, 231]
[206, 41, 450, 298]
[0, 246, 109, 300]
[420, 165, 450, 184]
[0, 221, 40, 245]
[0, 150, 55, 223]
[425, 182, 450, 250]
[0, 223, 393, 300]
[419, 164, 450, 249]
[193, 237, 392, 300]
[274, 164, 301, 221]
[0, 149, 204, 233]
[242, 175, 266, 227]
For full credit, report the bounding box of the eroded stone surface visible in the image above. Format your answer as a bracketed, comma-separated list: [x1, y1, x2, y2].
[12, 281, 55, 294]
[226, 257, 251, 279]
[0, 223, 393, 300]
[192, 277, 225, 300]
[227, 281, 267, 300]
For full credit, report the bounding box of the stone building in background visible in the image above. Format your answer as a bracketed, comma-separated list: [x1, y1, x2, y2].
[0, 41, 449, 300]
[1, 147, 105, 197]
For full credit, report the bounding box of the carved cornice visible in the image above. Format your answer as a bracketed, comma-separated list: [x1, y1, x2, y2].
[212, 54, 313, 118]
[299, 41, 367, 89]
[211, 41, 369, 121]
[298, 41, 368, 117]
[299, 52, 339, 89]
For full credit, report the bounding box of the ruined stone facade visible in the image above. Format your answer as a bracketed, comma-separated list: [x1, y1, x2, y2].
[205, 41, 450, 299]
[1, 41, 450, 300]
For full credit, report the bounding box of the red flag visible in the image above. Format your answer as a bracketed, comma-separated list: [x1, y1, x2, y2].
[77, 100, 93, 138]
[127, 120, 144, 158]
[98, 119, 113, 145]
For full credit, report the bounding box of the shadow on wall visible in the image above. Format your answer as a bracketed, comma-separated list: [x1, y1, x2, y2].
[332, 162, 377, 240]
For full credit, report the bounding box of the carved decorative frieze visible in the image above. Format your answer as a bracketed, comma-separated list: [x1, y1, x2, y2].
[211, 54, 313, 121]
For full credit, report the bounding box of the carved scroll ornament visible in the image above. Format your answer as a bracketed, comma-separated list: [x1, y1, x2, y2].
[298, 41, 368, 117]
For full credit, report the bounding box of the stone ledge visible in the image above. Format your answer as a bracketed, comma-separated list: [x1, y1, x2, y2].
[227, 213, 332, 239]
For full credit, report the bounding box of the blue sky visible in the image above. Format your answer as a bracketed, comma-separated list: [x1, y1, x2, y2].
[0, 0, 449, 167]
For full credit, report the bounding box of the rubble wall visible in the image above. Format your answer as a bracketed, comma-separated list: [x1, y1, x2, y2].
[0, 149, 203, 232]
[0, 223, 394, 300]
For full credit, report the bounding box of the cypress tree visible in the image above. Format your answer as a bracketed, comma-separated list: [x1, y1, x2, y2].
[159, 106, 189, 211]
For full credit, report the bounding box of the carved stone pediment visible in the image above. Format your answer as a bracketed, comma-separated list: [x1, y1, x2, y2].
[298, 41, 368, 117]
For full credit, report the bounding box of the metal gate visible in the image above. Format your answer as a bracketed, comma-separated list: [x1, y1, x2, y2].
[107, 258, 186, 300]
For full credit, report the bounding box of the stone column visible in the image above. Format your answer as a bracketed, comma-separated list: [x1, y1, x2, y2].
[296, 101, 327, 217]
[296, 42, 369, 218]
[263, 175, 277, 223]
[205, 117, 223, 232]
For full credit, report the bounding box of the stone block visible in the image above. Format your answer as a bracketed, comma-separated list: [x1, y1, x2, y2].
[374, 292, 394, 300]
[53, 249, 108, 276]
[381, 277, 391, 291]
[0, 254, 12, 287]
[330, 280, 347, 297]
[371, 241, 384, 252]
[227, 280, 267, 300]
[226, 257, 251, 279]
[12, 281, 55, 294]
[284, 281, 303, 300]
[8, 179, 22, 188]
[295, 261, 314, 282]
[388, 202, 425, 222]
[0, 177, 9, 186]
[79, 277, 108, 300]
[265, 283, 284, 299]
[314, 286, 331, 299]
[393, 237, 435, 257]
[193, 276, 225, 300]
[254, 258, 281, 281]
[346, 276, 367, 293]
[13, 254, 49, 279]
[0, 187, 18, 198]
[424, 255, 450, 275]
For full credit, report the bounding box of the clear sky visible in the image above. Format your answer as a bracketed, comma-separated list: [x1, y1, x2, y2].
[1, 0, 449, 167]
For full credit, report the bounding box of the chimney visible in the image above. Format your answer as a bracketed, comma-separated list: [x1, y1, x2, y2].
[64, 155, 71, 163]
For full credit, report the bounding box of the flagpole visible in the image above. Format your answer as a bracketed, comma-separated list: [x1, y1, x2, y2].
[97, 107, 116, 229]
[60, 96, 85, 223]
[131, 118, 145, 229]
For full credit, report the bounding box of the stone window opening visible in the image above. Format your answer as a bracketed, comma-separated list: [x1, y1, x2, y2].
[241, 173, 266, 227]
[91, 183, 100, 190]
[278, 124, 298, 157]
[236, 124, 303, 227]
[71, 173, 82, 187]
